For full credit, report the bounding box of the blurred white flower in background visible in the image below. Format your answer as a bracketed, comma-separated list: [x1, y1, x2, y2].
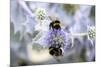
[87, 26, 95, 46]
[35, 8, 47, 21]
[88, 26, 95, 40]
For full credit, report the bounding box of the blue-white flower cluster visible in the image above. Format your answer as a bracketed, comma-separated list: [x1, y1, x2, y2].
[45, 29, 67, 48]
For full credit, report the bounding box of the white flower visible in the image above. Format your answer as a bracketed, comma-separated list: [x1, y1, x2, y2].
[35, 8, 47, 20]
[88, 26, 95, 40]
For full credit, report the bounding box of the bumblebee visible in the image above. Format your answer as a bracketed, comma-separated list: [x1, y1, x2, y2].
[48, 20, 64, 56]
[49, 20, 61, 30]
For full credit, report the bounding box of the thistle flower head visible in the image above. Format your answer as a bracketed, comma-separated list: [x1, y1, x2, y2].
[88, 26, 95, 40]
[35, 8, 47, 20]
[45, 29, 67, 48]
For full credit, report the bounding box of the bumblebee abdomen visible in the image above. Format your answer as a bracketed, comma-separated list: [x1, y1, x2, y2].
[49, 47, 62, 56]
